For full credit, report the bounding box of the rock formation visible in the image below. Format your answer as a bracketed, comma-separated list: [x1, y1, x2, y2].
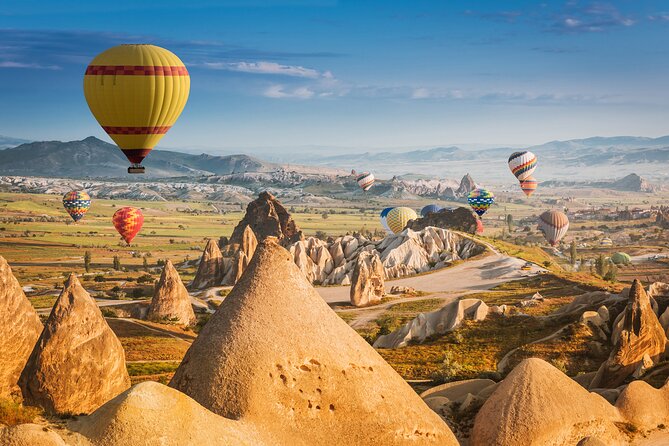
[68, 381, 268, 446]
[350, 250, 385, 307]
[229, 191, 303, 246]
[616, 379, 669, 430]
[147, 260, 196, 326]
[0, 424, 68, 446]
[191, 239, 223, 289]
[19, 274, 130, 415]
[0, 256, 42, 399]
[590, 279, 667, 389]
[222, 225, 258, 285]
[471, 358, 624, 446]
[170, 238, 458, 446]
[374, 299, 489, 348]
[407, 207, 480, 234]
[456, 173, 476, 196]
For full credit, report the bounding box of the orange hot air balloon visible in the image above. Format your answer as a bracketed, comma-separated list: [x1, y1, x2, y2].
[520, 176, 538, 197]
[83, 44, 190, 174]
[112, 207, 144, 244]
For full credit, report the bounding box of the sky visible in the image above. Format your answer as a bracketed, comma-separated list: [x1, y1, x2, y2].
[0, 0, 668, 153]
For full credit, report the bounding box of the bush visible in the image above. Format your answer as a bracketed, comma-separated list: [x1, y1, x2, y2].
[429, 351, 464, 384]
[137, 274, 154, 284]
[0, 399, 42, 426]
[94, 275, 105, 283]
[101, 308, 118, 318]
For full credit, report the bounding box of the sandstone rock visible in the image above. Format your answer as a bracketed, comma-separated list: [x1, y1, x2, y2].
[407, 206, 480, 234]
[374, 299, 488, 349]
[471, 358, 624, 446]
[0, 424, 68, 446]
[590, 279, 667, 389]
[554, 291, 616, 316]
[389, 286, 417, 295]
[229, 191, 303, 246]
[170, 239, 458, 446]
[350, 251, 385, 307]
[577, 438, 609, 446]
[0, 256, 42, 398]
[191, 239, 223, 289]
[147, 260, 196, 326]
[456, 173, 476, 195]
[616, 380, 669, 430]
[68, 381, 268, 446]
[19, 274, 130, 415]
[421, 379, 496, 402]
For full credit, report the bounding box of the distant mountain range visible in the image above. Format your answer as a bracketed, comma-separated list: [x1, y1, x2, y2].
[541, 173, 656, 193]
[0, 137, 284, 178]
[0, 135, 30, 149]
[0, 135, 668, 182]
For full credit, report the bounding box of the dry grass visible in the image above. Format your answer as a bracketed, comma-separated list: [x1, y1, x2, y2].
[0, 399, 43, 426]
[107, 318, 192, 361]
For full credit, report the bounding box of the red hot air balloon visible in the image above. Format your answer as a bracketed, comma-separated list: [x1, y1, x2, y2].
[112, 207, 144, 244]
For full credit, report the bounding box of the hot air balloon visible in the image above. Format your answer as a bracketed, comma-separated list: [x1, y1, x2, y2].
[386, 207, 417, 234]
[380, 207, 394, 233]
[420, 204, 443, 218]
[508, 151, 537, 181]
[467, 188, 495, 217]
[84, 44, 190, 174]
[62, 191, 91, 223]
[611, 252, 631, 265]
[538, 210, 569, 247]
[356, 172, 375, 191]
[112, 207, 144, 244]
[520, 176, 538, 197]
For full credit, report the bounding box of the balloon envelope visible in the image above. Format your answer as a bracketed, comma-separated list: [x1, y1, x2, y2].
[467, 188, 495, 217]
[611, 252, 631, 265]
[420, 204, 443, 218]
[356, 172, 375, 191]
[62, 191, 91, 222]
[112, 207, 144, 244]
[538, 210, 569, 246]
[380, 207, 394, 232]
[386, 207, 417, 234]
[508, 151, 537, 181]
[520, 176, 538, 197]
[83, 44, 190, 168]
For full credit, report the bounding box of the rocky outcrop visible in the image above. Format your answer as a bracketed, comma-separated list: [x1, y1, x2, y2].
[19, 274, 130, 415]
[590, 279, 667, 389]
[456, 173, 476, 196]
[229, 191, 303, 246]
[471, 358, 624, 446]
[0, 424, 68, 446]
[0, 256, 42, 399]
[616, 380, 669, 430]
[350, 251, 385, 307]
[407, 207, 480, 234]
[170, 238, 458, 446]
[191, 239, 223, 289]
[374, 299, 489, 349]
[68, 381, 268, 446]
[222, 225, 258, 285]
[147, 260, 196, 326]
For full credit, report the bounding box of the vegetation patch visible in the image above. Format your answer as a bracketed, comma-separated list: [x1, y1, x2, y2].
[0, 398, 43, 426]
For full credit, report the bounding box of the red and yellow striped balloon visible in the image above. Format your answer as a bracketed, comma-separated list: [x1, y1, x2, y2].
[520, 176, 538, 197]
[83, 44, 190, 170]
[112, 207, 144, 244]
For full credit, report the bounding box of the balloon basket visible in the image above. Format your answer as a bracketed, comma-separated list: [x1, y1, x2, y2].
[128, 166, 145, 174]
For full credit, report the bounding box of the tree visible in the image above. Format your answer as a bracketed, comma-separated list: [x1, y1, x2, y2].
[321, 212, 329, 220]
[570, 241, 577, 265]
[113, 255, 121, 271]
[143, 257, 149, 271]
[604, 264, 618, 282]
[506, 214, 513, 232]
[595, 254, 608, 277]
[84, 251, 91, 273]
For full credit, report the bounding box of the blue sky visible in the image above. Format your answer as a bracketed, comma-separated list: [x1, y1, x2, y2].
[0, 0, 668, 152]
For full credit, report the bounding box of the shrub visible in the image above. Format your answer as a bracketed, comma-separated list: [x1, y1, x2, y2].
[0, 399, 42, 426]
[94, 275, 105, 283]
[429, 351, 464, 384]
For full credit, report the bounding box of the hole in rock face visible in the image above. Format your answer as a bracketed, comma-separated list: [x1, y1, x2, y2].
[308, 401, 313, 409]
[315, 405, 321, 410]
[269, 372, 273, 378]
[329, 404, 335, 412]
[316, 388, 322, 394]
[309, 359, 321, 366]
[300, 365, 311, 372]
[279, 374, 287, 385]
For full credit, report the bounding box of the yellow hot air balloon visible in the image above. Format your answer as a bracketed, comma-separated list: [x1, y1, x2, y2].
[386, 207, 418, 234]
[84, 44, 190, 174]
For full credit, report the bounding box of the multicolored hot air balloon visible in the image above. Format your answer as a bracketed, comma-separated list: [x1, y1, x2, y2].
[356, 172, 375, 191]
[467, 188, 495, 217]
[112, 207, 144, 244]
[520, 176, 538, 197]
[84, 44, 190, 174]
[420, 204, 443, 218]
[508, 151, 537, 181]
[538, 210, 569, 247]
[380, 207, 394, 233]
[386, 207, 417, 234]
[62, 191, 91, 223]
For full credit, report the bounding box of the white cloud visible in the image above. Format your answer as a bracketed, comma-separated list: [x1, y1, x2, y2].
[263, 85, 315, 99]
[0, 61, 61, 70]
[202, 61, 331, 79]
